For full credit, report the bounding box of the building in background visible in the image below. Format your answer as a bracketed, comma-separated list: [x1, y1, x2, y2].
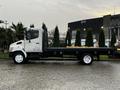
[68, 17, 103, 40]
[104, 14, 120, 39]
[68, 14, 120, 42]
[68, 14, 120, 45]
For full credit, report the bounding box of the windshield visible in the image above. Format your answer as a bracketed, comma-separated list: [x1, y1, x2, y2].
[26, 30, 39, 40]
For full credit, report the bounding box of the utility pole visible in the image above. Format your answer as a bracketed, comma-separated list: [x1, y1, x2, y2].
[4, 20, 8, 29]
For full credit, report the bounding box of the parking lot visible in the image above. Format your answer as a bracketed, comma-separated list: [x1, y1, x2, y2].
[0, 60, 120, 90]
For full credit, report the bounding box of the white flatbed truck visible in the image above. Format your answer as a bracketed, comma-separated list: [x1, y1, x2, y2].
[9, 28, 115, 65]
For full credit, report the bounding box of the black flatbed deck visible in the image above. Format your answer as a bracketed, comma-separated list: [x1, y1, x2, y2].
[46, 47, 115, 55]
[47, 47, 113, 50]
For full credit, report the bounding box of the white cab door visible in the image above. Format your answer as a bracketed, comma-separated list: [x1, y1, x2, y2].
[24, 29, 43, 53]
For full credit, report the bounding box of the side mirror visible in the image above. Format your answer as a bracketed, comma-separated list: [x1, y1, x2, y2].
[27, 34, 31, 43]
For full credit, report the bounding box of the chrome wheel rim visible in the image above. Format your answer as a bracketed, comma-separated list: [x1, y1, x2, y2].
[15, 54, 23, 63]
[83, 55, 92, 64]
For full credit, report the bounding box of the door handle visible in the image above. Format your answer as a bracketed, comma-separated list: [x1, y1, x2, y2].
[36, 43, 39, 44]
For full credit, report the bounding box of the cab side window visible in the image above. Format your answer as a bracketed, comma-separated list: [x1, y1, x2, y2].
[26, 30, 39, 40]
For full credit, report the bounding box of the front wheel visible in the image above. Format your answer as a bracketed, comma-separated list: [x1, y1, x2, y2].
[13, 52, 26, 64]
[81, 54, 93, 65]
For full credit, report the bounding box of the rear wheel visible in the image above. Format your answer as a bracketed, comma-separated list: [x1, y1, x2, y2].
[13, 52, 26, 64]
[81, 54, 93, 65]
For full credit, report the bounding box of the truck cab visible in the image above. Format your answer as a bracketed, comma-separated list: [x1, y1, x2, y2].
[9, 28, 44, 64]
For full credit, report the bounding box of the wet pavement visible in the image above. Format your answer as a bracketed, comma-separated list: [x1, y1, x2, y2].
[0, 60, 120, 90]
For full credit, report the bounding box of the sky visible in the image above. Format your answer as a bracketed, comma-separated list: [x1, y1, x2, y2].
[0, 0, 120, 33]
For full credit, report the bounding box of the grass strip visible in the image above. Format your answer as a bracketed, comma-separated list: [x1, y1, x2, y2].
[0, 52, 9, 59]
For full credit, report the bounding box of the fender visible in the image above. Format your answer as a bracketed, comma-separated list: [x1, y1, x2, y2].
[10, 45, 27, 58]
[13, 50, 27, 58]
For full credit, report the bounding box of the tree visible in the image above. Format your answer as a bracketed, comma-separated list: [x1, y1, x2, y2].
[0, 27, 15, 51]
[99, 29, 105, 47]
[42, 23, 48, 49]
[6, 28, 15, 49]
[65, 31, 71, 46]
[42, 23, 47, 32]
[0, 28, 6, 50]
[52, 26, 60, 47]
[85, 28, 93, 47]
[65, 32, 68, 46]
[110, 31, 116, 47]
[30, 24, 34, 28]
[0, 20, 4, 23]
[75, 29, 81, 46]
[11, 22, 26, 40]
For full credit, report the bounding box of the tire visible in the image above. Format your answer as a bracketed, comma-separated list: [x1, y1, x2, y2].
[81, 54, 93, 65]
[13, 52, 26, 64]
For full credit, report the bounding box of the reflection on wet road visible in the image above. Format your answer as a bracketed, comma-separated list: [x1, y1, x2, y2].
[0, 60, 120, 90]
